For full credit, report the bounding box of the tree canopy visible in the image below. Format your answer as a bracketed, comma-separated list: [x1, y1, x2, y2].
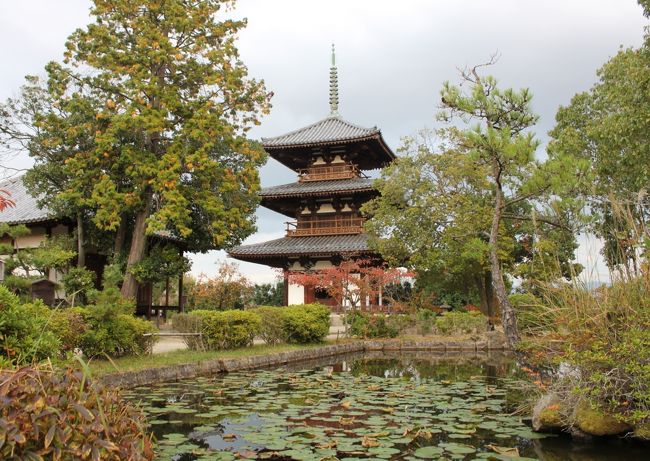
[0, 0, 271, 298]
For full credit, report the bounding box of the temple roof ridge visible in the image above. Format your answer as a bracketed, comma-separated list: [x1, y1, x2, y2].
[261, 115, 381, 149]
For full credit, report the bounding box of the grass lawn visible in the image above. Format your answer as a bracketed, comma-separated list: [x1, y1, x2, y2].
[86, 341, 349, 376]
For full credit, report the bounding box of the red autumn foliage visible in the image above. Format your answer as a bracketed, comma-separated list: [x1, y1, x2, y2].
[289, 258, 411, 308]
[0, 189, 15, 212]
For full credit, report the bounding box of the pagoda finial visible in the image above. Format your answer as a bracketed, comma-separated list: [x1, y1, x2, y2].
[329, 43, 339, 116]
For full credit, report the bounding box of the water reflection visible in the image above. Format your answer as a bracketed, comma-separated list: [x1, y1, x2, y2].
[124, 352, 648, 461]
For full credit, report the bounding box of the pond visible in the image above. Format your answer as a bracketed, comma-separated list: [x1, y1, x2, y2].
[123, 352, 649, 460]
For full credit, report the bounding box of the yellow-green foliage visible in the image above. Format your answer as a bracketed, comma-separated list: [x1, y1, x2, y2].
[282, 304, 331, 344]
[192, 309, 262, 349]
[0, 286, 60, 366]
[435, 311, 485, 335]
[633, 422, 650, 440]
[539, 406, 563, 429]
[248, 306, 286, 345]
[574, 402, 631, 436]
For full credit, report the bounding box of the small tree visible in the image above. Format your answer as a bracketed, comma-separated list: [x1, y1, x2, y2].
[186, 262, 252, 310]
[438, 62, 579, 348]
[289, 259, 409, 328]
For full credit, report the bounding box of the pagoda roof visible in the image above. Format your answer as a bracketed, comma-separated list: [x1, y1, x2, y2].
[261, 116, 395, 171]
[261, 178, 375, 199]
[228, 234, 373, 267]
[262, 116, 381, 148]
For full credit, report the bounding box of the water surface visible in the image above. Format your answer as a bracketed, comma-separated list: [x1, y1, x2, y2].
[124, 352, 648, 460]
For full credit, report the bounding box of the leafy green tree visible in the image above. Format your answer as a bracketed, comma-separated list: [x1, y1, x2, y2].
[1, 0, 271, 299]
[251, 281, 284, 306]
[549, 38, 650, 276]
[365, 128, 581, 329]
[363, 133, 499, 316]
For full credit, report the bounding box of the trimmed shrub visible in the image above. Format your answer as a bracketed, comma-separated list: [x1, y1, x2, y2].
[435, 310, 485, 335]
[0, 286, 60, 366]
[78, 310, 157, 358]
[0, 365, 153, 460]
[249, 306, 286, 345]
[283, 303, 330, 344]
[193, 309, 261, 349]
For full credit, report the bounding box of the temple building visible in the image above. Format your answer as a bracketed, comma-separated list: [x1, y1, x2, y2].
[228, 47, 395, 306]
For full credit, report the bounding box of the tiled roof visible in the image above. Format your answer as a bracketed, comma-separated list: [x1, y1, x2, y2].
[262, 116, 381, 148]
[260, 178, 375, 199]
[0, 175, 52, 225]
[229, 234, 372, 258]
[0, 175, 183, 243]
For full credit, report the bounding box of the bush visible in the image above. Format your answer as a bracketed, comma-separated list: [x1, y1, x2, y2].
[435, 310, 485, 335]
[348, 311, 400, 338]
[0, 365, 153, 460]
[249, 306, 286, 345]
[283, 303, 330, 344]
[192, 309, 261, 349]
[75, 290, 157, 357]
[62, 267, 96, 305]
[172, 312, 205, 350]
[416, 308, 438, 335]
[45, 307, 89, 353]
[0, 286, 60, 366]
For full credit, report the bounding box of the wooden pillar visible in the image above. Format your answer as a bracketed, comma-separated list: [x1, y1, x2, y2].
[178, 273, 184, 313]
[283, 270, 289, 306]
[164, 276, 170, 322]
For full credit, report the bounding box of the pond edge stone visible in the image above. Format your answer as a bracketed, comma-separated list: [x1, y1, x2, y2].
[99, 338, 508, 389]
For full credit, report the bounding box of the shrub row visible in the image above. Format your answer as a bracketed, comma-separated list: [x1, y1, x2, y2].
[174, 303, 331, 349]
[0, 286, 156, 366]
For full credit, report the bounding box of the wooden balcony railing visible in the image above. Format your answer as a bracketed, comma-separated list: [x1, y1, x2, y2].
[297, 164, 363, 182]
[286, 217, 365, 237]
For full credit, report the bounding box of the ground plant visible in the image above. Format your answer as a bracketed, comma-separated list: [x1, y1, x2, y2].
[0, 365, 153, 460]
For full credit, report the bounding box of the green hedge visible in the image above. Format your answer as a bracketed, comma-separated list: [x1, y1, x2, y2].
[192, 309, 262, 349]
[283, 303, 330, 344]
[248, 306, 286, 345]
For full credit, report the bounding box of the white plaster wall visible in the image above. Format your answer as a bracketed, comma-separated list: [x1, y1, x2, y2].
[317, 203, 335, 213]
[313, 260, 333, 269]
[15, 231, 45, 249]
[288, 282, 305, 305]
[289, 261, 304, 271]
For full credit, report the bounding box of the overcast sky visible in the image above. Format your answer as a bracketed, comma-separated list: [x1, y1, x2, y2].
[0, 0, 647, 283]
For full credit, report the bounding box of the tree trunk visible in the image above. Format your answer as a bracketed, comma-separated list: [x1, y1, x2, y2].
[76, 212, 86, 268]
[489, 164, 520, 349]
[113, 213, 127, 256]
[121, 193, 152, 299]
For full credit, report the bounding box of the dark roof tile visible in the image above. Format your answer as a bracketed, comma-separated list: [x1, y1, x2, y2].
[262, 116, 380, 148]
[229, 234, 372, 258]
[260, 178, 375, 198]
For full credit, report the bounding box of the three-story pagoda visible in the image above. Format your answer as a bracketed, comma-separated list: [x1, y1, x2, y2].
[229, 47, 395, 306]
